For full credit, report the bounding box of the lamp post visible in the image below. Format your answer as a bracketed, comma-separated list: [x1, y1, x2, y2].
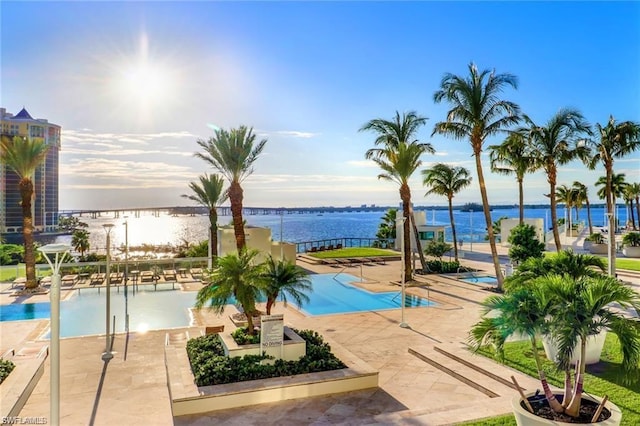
[123, 219, 129, 332]
[605, 212, 615, 277]
[102, 223, 114, 360]
[399, 217, 409, 329]
[207, 225, 213, 269]
[38, 243, 71, 426]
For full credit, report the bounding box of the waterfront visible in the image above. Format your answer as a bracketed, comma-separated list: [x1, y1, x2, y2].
[39, 205, 628, 253]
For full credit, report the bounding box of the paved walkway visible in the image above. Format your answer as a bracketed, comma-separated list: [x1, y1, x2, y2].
[2, 240, 639, 425]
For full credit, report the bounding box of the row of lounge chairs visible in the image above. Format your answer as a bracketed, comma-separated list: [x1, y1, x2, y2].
[308, 243, 343, 253]
[320, 257, 387, 267]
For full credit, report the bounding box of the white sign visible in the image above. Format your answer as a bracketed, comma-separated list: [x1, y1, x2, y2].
[260, 314, 284, 358]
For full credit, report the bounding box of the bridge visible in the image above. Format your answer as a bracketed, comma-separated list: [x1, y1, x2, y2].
[57, 205, 444, 219]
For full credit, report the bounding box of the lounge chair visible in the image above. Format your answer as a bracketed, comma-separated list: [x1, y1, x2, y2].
[163, 269, 177, 281]
[372, 257, 386, 265]
[309, 247, 318, 253]
[336, 243, 343, 249]
[61, 274, 78, 286]
[11, 277, 26, 289]
[90, 273, 105, 286]
[140, 271, 155, 283]
[320, 259, 339, 266]
[327, 244, 335, 250]
[190, 268, 203, 279]
[109, 272, 123, 284]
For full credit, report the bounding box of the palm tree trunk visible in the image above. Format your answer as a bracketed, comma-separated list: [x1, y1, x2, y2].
[531, 336, 565, 413]
[635, 195, 640, 230]
[448, 197, 459, 261]
[474, 152, 504, 290]
[399, 184, 412, 281]
[409, 212, 427, 271]
[228, 181, 246, 251]
[605, 164, 616, 276]
[548, 173, 562, 252]
[565, 342, 587, 417]
[20, 179, 37, 289]
[586, 198, 593, 235]
[209, 209, 218, 259]
[628, 199, 636, 230]
[266, 297, 274, 315]
[518, 177, 524, 225]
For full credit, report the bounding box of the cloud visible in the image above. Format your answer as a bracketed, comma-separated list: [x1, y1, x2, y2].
[274, 130, 320, 138]
[346, 160, 377, 168]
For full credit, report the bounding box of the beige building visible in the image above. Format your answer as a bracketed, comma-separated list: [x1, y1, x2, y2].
[217, 225, 296, 262]
[500, 218, 545, 246]
[394, 211, 446, 252]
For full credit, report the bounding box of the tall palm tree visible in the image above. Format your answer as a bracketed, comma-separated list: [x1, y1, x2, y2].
[523, 109, 592, 252]
[587, 116, 640, 275]
[596, 173, 627, 231]
[375, 208, 398, 248]
[572, 181, 593, 235]
[628, 182, 640, 230]
[360, 111, 434, 280]
[262, 256, 312, 315]
[0, 136, 50, 289]
[488, 132, 533, 224]
[433, 63, 521, 291]
[71, 229, 90, 258]
[195, 249, 265, 335]
[182, 173, 228, 262]
[555, 184, 577, 236]
[422, 163, 472, 261]
[196, 127, 267, 251]
[623, 184, 636, 230]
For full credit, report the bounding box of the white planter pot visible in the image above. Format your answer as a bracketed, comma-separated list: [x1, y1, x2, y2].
[589, 244, 608, 255]
[542, 330, 607, 365]
[512, 392, 622, 425]
[622, 246, 640, 258]
[583, 240, 593, 251]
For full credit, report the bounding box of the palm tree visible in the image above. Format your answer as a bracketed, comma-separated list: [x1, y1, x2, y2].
[572, 181, 593, 235]
[523, 109, 592, 252]
[596, 173, 627, 231]
[196, 127, 267, 251]
[488, 132, 533, 224]
[375, 208, 397, 248]
[544, 274, 640, 417]
[360, 111, 434, 280]
[422, 163, 472, 261]
[262, 256, 312, 315]
[470, 287, 564, 413]
[587, 116, 640, 275]
[0, 136, 50, 289]
[623, 184, 636, 230]
[555, 184, 577, 236]
[182, 173, 228, 262]
[433, 63, 521, 291]
[71, 229, 90, 258]
[195, 249, 265, 335]
[628, 182, 640, 230]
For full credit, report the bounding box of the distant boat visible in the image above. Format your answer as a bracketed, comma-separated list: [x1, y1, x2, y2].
[460, 202, 491, 212]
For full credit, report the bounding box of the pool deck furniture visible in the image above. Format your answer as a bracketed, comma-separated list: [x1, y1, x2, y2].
[372, 257, 386, 265]
[204, 325, 225, 335]
[61, 275, 78, 287]
[140, 271, 155, 283]
[11, 277, 26, 289]
[77, 273, 90, 284]
[177, 268, 188, 278]
[109, 272, 124, 284]
[189, 268, 203, 279]
[163, 269, 177, 281]
[89, 273, 105, 286]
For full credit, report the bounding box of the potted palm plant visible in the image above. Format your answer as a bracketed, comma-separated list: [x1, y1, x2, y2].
[471, 253, 640, 425]
[622, 232, 640, 258]
[584, 233, 607, 254]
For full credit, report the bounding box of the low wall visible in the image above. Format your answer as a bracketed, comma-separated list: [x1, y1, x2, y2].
[0, 351, 47, 418]
[220, 326, 306, 361]
[165, 334, 378, 417]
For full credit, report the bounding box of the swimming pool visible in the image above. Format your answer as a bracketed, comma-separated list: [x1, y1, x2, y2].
[0, 274, 435, 336]
[296, 273, 436, 316]
[459, 276, 498, 285]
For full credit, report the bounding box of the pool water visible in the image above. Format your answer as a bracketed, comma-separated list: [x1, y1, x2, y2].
[0, 274, 436, 336]
[459, 276, 498, 285]
[296, 273, 436, 316]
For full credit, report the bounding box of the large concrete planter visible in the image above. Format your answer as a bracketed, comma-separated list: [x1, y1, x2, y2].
[588, 243, 608, 255]
[542, 330, 607, 366]
[582, 240, 593, 251]
[622, 246, 640, 258]
[512, 392, 622, 425]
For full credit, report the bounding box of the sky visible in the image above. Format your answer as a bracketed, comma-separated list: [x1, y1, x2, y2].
[2, 1, 639, 210]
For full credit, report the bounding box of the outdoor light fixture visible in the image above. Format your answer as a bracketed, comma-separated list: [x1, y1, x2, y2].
[38, 243, 71, 426]
[605, 212, 614, 277]
[102, 223, 115, 360]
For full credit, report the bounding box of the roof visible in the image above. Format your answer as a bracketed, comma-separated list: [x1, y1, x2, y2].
[13, 108, 34, 120]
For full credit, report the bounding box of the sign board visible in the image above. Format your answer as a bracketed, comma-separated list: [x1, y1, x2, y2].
[260, 314, 284, 359]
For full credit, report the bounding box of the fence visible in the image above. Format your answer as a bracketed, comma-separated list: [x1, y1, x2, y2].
[295, 238, 395, 253]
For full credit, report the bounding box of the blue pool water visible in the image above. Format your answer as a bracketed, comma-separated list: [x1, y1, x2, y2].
[459, 276, 498, 285]
[0, 274, 435, 336]
[297, 273, 436, 316]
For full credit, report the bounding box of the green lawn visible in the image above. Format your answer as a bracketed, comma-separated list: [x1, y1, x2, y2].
[308, 247, 397, 259]
[0, 266, 22, 282]
[617, 258, 640, 272]
[462, 334, 640, 425]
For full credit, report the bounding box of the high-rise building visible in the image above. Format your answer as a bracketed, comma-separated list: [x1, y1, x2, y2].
[1, 107, 61, 235]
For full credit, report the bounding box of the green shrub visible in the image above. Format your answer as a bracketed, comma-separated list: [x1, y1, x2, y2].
[507, 224, 545, 264]
[585, 233, 604, 244]
[424, 260, 465, 274]
[231, 327, 260, 345]
[0, 358, 16, 384]
[186, 328, 346, 387]
[622, 232, 640, 248]
[423, 240, 453, 260]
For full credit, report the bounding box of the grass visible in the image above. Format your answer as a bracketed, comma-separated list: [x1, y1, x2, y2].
[308, 247, 397, 259]
[468, 334, 640, 426]
[458, 415, 515, 425]
[616, 258, 640, 272]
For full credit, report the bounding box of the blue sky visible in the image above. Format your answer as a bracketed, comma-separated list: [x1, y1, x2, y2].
[2, 1, 639, 210]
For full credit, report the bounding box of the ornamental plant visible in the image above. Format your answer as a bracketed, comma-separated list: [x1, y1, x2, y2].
[622, 232, 640, 247]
